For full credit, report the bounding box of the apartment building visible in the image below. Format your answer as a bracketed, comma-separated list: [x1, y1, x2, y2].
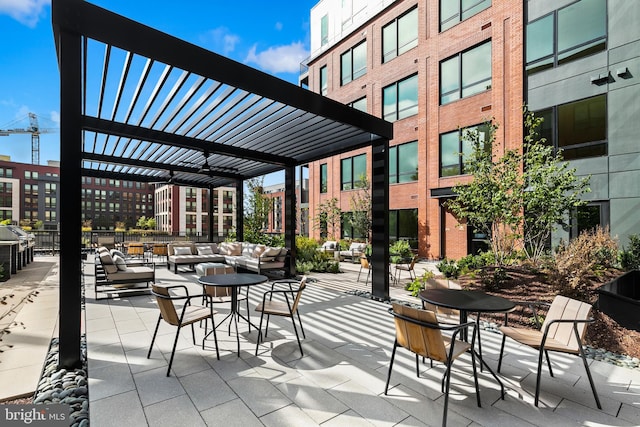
[302, 0, 525, 259]
[302, 0, 639, 259]
[154, 185, 236, 238]
[262, 179, 309, 236]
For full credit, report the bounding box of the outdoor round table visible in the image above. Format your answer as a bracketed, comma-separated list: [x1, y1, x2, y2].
[199, 273, 268, 355]
[419, 288, 515, 378]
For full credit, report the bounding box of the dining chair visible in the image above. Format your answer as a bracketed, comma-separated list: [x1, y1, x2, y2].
[127, 242, 145, 259]
[152, 243, 168, 263]
[255, 276, 307, 356]
[148, 283, 219, 376]
[498, 294, 601, 409]
[395, 255, 418, 282]
[385, 303, 480, 427]
[357, 255, 371, 284]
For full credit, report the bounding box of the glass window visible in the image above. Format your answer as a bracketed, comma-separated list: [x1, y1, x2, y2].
[383, 74, 418, 122]
[440, 123, 490, 177]
[440, 40, 491, 105]
[320, 163, 328, 193]
[382, 7, 418, 63]
[321, 14, 329, 46]
[341, 41, 367, 85]
[389, 209, 418, 248]
[571, 201, 609, 239]
[440, 0, 491, 31]
[389, 141, 418, 184]
[526, 0, 606, 74]
[349, 97, 367, 112]
[320, 65, 328, 96]
[534, 95, 607, 160]
[341, 153, 367, 191]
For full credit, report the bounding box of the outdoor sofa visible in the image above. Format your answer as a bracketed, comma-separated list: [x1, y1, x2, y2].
[167, 241, 289, 275]
[94, 246, 155, 299]
[337, 242, 367, 263]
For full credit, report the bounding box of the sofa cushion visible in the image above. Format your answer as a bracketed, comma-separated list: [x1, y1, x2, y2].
[259, 247, 281, 262]
[195, 243, 218, 254]
[99, 252, 119, 274]
[276, 247, 288, 262]
[112, 254, 127, 271]
[197, 246, 214, 255]
[253, 244, 267, 257]
[110, 249, 126, 259]
[174, 246, 193, 256]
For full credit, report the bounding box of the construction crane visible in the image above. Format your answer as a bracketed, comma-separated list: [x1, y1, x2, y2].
[0, 113, 58, 165]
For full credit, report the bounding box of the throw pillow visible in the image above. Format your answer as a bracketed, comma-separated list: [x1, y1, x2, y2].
[276, 248, 288, 262]
[110, 249, 126, 259]
[197, 246, 214, 255]
[174, 247, 192, 256]
[112, 254, 127, 271]
[253, 244, 267, 257]
[230, 243, 242, 256]
[99, 251, 114, 265]
[264, 247, 281, 258]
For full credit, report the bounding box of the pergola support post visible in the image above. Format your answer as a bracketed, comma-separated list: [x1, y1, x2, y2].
[371, 138, 389, 300]
[235, 179, 244, 242]
[208, 186, 214, 240]
[284, 165, 297, 278]
[57, 25, 83, 369]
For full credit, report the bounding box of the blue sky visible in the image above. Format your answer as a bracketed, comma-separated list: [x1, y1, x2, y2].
[0, 0, 316, 184]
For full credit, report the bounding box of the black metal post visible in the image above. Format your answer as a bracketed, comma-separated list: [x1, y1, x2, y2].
[235, 179, 244, 242]
[208, 186, 214, 241]
[284, 165, 296, 278]
[56, 5, 83, 369]
[371, 138, 389, 300]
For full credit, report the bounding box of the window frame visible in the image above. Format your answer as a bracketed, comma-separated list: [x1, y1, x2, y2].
[320, 65, 328, 95]
[349, 97, 367, 113]
[320, 163, 328, 193]
[526, 0, 607, 75]
[321, 14, 329, 46]
[570, 201, 610, 239]
[389, 141, 418, 184]
[440, 0, 491, 32]
[341, 153, 367, 191]
[440, 40, 492, 105]
[439, 123, 491, 177]
[340, 40, 367, 86]
[389, 209, 419, 249]
[382, 6, 418, 63]
[383, 73, 418, 122]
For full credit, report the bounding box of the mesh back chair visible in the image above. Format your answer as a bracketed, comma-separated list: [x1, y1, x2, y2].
[385, 303, 481, 427]
[148, 283, 219, 376]
[498, 295, 601, 409]
[395, 255, 418, 282]
[357, 256, 371, 284]
[255, 276, 307, 356]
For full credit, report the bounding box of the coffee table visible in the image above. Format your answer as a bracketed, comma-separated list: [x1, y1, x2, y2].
[199, 273, 268, 355]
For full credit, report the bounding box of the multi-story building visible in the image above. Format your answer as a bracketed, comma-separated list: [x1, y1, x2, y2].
[154, 185, 237, 238]
[81, 176, 154, 230]
[302, 0, 524, 259]
[0, 157, 61, 230]
[262, 179, 309, 236]
[302, 0, 639, 259]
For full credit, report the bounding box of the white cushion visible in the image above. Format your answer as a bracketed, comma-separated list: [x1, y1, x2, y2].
[197, 246, 214, 255]
[174, 247, 192, 255]
[110, 249, 126, 259]
[112, 254, 127, 271]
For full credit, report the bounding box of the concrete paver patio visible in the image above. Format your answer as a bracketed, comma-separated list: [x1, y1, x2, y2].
[84, 259, 640, 426]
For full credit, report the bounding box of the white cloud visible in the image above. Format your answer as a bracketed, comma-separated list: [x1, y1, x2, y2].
[0, 0, 50, 27]
[49, 110, 59, 125]
[275, 22, 283, 31]
[244, 42, 309, 74]
[200, 27, 240, 55]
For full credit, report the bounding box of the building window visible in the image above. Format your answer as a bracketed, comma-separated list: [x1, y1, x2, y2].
[349, 97, 367, 113]
[320, 65, 328, 96]
[536, 95, 607, 161]
[321, 14, 329, 46]
[340, 41, 367, 85]
[527, 0, 606, 75]
[341, 212, 365, 240]
[389, 141, 418, 183]
[320, 163, 328, 193]
[440, 123, 491, 177]
[570, 201, 609, 239]
[440, 0, 491, 31]
[440, 40, 491, 105]
[389, 209, 418, 249]
[341, 154, 366, 191]
[382, 6, 418, 63]
[383, 74, 418, 122]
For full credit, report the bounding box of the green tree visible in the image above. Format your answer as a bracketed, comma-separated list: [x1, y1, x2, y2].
[349, 174, 372, 242]
[243, 177, 272, 244]
[521, 108, 590, 262]
[446, 108, 590, 265]
[136, 216, 156, 230]
[313, 197, 342, 240]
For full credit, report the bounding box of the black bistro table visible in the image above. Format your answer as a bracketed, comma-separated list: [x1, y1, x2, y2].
[198, 273, 268, 355]
[420, 288, 515, 373]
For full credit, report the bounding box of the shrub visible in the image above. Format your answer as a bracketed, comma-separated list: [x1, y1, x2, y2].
[620, 234, 640, 271]
[295, 236, 319, 263]
[552, 225, 619, 299]
[405, 270, 435, 297]
[437, 258, 459, 278]
[457, 251, 494, 275]
[296, 260, 314, 274]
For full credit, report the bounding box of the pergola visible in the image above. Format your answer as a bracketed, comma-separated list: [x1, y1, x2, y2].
[51, 0, 393, 368]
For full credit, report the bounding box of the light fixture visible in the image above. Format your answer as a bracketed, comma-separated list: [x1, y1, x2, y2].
[198, 151, 211, 174]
